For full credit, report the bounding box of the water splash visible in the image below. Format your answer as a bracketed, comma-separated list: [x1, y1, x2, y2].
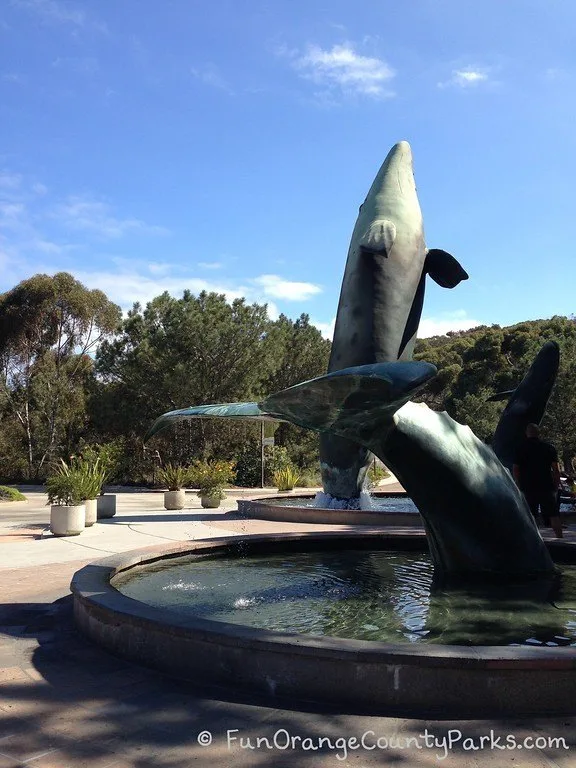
[313, 490, 375, 510]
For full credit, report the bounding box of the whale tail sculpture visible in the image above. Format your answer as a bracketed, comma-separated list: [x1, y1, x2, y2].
[146, 361, 555, 578]
[491, 341, 560, 471]
[320, 140, 468, 504]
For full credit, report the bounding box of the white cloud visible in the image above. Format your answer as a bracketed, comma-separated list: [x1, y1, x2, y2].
[51, 197, 169, 239]
[312, 317, 336, 340]
[0, 172, 22, 189]
[198, 261, 223, 270]
[191, 66, 231, 93]
[419, 310, 481, 338]
[287, 43, 395, 100]
[72, 270, 245, 311]
[32, 182, 48, 196]
[253, 274, 322, 301]
[148, 262, 171, 276]
[0, 202, 25, 224]
[438, 69, 490, 89]
[2, 73, 25, 84]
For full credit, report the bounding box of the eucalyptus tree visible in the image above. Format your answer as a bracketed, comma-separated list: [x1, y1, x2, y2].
[0, 272, 121, 478]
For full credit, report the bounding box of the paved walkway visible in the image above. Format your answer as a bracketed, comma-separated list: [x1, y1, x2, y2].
[0, 486, 574, 767]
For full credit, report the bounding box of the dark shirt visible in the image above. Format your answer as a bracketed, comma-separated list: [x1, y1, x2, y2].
[514, 438, 558, 492]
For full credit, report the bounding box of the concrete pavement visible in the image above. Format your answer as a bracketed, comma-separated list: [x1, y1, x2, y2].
[0, 486, 574, 767]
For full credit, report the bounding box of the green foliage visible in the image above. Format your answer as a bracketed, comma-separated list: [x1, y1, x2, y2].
[157, 463, 188, 491]
[0, 272, 121, 479]
[188, 459, 236, 496]
[265, 445, 291, 481]
[45, 461, 88, 506]
[74, 456, 107, 499]
[273, 465, 300, 491]
[233, 439, 261, 487]
[0, 485, 26, 501]
[367, 463, 390, 488]
[296, 469, 322, 488]
[414, 316, 576, 465]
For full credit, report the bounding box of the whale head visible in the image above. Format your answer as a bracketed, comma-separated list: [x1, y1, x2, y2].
[362, 140, 418, 220]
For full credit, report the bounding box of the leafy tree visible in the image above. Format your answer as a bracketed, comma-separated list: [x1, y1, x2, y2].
[0, 273, 121, 479]
[94, 291, 283, 470]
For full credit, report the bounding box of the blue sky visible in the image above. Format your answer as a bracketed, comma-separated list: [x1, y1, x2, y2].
[1, 0, 575, 338]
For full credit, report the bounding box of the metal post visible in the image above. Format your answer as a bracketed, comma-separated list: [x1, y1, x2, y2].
[261, 421, 265, 488]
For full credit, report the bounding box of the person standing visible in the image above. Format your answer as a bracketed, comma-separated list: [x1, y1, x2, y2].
[512, 423, 563, 538]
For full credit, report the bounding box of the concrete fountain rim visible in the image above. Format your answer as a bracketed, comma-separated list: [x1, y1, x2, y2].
[71, 529, 576, 665]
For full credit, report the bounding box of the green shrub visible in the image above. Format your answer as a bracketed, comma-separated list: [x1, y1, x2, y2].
[0, 485, 26, 502]
[157, 463, 188, 491]
[273, 465, 300, 491]
[233, 442, 261, 487]
[188, 460, 236, 497]
[297, 470, 322, 488]
[45, 470, 86, 506]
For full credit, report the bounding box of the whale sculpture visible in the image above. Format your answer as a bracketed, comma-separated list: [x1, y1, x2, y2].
[146, 361, 555, 577]
[491, 341, 560, 471]
[320, 141, 468, 503]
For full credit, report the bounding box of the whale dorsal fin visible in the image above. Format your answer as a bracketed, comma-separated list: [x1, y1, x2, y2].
[425, 249, 468, 288]
[359, 220, 396, 256]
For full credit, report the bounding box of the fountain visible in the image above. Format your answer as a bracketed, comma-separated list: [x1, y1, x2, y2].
[71, 141, 576, 715]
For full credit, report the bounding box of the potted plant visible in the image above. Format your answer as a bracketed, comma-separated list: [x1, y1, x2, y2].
[189, 460, 236, 509]
[46, 469, 86, 536]
[76, 457, 107, 526]
[80, 443, 120, 519]
[273, 465, 300, 493]
[158, 463, 188, 510]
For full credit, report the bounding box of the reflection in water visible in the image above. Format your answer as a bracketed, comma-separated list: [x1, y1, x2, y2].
[114, 549, 576, 647]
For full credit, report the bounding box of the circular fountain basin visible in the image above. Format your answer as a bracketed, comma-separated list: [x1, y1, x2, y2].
[71, 531, 576, 716]
[237, 492, 424, 526]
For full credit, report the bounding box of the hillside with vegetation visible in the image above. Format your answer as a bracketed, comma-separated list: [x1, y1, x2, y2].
[1, 272, 575, 483]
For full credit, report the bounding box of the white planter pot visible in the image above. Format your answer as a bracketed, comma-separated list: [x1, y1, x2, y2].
[200, 493, 222, 509]
[50, 505, 85, 536]
[84, 498, 97, 527]
[97, 494, 116, 519]
[164, 489, 186, 510]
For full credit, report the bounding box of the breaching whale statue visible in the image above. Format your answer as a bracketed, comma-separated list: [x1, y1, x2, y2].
[145, 361, 555, 578]
[320, 140, 468, 503]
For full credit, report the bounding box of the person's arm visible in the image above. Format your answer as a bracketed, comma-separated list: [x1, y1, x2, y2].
[512, 464, 522, 487]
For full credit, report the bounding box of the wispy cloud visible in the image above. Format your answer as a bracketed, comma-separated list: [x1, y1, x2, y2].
[0, 172, 23, 189]
[253, 274, 322, 301]
[51, 196, 170, 239]
[438, 68, 490, 89]
[198, 261, 223, 270]
[52, 56, 99, 74]
[312, 316, 335, 340]
[2, 72, 25, 84]
[419, 310, 481, 338]
[11, 0, 107, 32]
[191, 65, 232, 93]
[283, 43, 395, 101]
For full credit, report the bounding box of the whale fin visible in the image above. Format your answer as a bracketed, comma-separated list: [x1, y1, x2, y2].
[398, 275, 425, 360]
[491, 341, 560, 470]
[425, 249, 468, 288]
[144, 402, 277, 441]
[262, 362, 437, 440]
[358, 219, 396, 256]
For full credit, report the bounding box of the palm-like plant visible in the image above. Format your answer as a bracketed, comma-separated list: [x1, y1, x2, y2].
[157, 463, 188, 491]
